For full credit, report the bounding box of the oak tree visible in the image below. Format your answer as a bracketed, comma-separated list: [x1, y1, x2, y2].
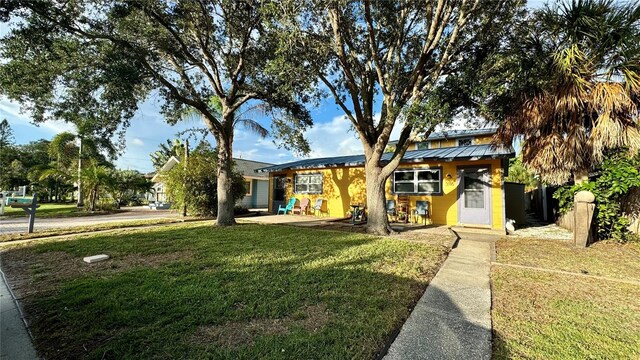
[276, 0, 523, 234]
[0, 0, 312, 225]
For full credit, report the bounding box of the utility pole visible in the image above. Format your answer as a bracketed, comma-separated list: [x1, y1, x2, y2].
[182, 138, 189, 217]
[77, 136, 84, 208]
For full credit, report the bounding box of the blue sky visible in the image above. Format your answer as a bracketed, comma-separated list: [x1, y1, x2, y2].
[1, 1, 544, 172]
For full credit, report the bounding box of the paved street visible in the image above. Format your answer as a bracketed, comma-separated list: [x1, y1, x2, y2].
[0, 208, 179, 235]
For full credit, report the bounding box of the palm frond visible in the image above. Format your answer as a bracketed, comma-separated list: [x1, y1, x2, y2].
[235, 118, 269, 138]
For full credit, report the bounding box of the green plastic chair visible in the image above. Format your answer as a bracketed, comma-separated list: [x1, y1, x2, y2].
[277, 198, 298, 215]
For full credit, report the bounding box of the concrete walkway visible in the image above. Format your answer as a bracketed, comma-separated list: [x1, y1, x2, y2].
[384, 239, 492, 360]
[0, 271, 38, 360]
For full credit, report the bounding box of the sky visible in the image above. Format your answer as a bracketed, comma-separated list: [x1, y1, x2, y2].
[1, 1, 544, 173]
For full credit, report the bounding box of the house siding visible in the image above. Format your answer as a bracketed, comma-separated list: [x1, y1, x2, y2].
[268, 158, 505, 230]
[239, 179, 269, 208]
[412, 134, 494, 150]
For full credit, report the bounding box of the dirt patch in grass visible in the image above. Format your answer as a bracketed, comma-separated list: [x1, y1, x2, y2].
[192, 304, 330, 348]
[495, 237, 640, 281]
[1, 249, 193, 299]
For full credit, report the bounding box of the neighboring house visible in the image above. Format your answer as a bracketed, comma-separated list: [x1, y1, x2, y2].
[257, 128, 515, 232]
[150, 156, 273, 208]
[234, 159, 273, 209]
[150, 156, 180, 203]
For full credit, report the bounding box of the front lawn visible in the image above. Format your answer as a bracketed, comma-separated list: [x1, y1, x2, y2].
[492, 238, 640, 359]
[1, 223, 449, 359]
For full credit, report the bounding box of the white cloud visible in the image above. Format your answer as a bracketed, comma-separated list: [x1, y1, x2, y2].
[304, 114, 362, 158]
[0, 98, 30, 123]
[235, 148, 259, 159]
[1, 97, 77, 134]
[40, 120, 76, 134]
[131, 137, 145, 146]
[254, 137, 278, 150]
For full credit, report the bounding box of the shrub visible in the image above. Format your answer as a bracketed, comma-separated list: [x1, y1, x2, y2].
[554, 151, 640, 242]
[233, 205, 250, 215]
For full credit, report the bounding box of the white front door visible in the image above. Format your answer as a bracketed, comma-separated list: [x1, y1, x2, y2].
[458, 167, 492, 226]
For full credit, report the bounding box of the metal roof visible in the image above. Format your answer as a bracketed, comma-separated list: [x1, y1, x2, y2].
[256, 144, 514, 173]
[234, 158, 274, 178]
[388, 127, 498, 145]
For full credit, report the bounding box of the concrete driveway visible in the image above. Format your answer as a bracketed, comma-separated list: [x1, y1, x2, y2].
[0, 207, 180, 235]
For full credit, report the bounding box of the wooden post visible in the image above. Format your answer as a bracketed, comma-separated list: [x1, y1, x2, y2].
[27, 195, 37, 233]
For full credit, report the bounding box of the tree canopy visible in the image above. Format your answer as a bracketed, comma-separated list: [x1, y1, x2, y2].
[0, 0, 316, 225]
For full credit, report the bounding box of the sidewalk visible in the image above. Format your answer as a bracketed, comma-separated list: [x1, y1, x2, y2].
[1, 270, 38, 360]
[384, 239, 492, 359]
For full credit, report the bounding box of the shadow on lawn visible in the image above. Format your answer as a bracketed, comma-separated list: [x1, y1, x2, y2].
[1, 224, 451, 360]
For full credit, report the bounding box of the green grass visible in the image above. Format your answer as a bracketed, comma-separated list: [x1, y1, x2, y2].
[0, 202, 122, 218]
[1, 223, 448, 359]
[492, 239, 640, 359]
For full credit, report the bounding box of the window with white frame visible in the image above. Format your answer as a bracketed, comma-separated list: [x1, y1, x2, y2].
[415, 142, 430, 150]
[457, 138, 473, 146]
[393, 169, 442, 194]
[294, 173, 323, 194]
[245, 180, 252, 196]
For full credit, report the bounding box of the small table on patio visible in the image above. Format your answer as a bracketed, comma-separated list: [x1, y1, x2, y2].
[350, 204, 366, 224]
[396, 201, 409, 224]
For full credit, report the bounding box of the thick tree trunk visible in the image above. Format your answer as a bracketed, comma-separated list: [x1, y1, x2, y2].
[216, 136, 236, 226]
[90, 188, 97, 211]
[364, 162, 394, 235]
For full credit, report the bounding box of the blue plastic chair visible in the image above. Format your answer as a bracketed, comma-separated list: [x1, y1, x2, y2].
[277, 198, 298, 215]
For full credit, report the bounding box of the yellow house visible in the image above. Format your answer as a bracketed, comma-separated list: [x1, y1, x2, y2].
[257, 128, 515, 232]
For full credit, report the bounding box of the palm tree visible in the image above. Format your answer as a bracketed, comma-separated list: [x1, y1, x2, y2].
[150, 139, 184, 170]
[181, 97, 269, 139]
[81, 161, 111, 211]
[494, 0, 640, 185]
[179, 97, 268, 218]
[48, 128, 116, 206]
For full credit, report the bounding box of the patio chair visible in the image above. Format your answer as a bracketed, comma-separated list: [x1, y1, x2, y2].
[277, 198, 297, 215]
[313, 198, 327, 217]
[293, 198, 311, 215]
[414, 200, 430, 225]
[386, 200, 397, 222]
